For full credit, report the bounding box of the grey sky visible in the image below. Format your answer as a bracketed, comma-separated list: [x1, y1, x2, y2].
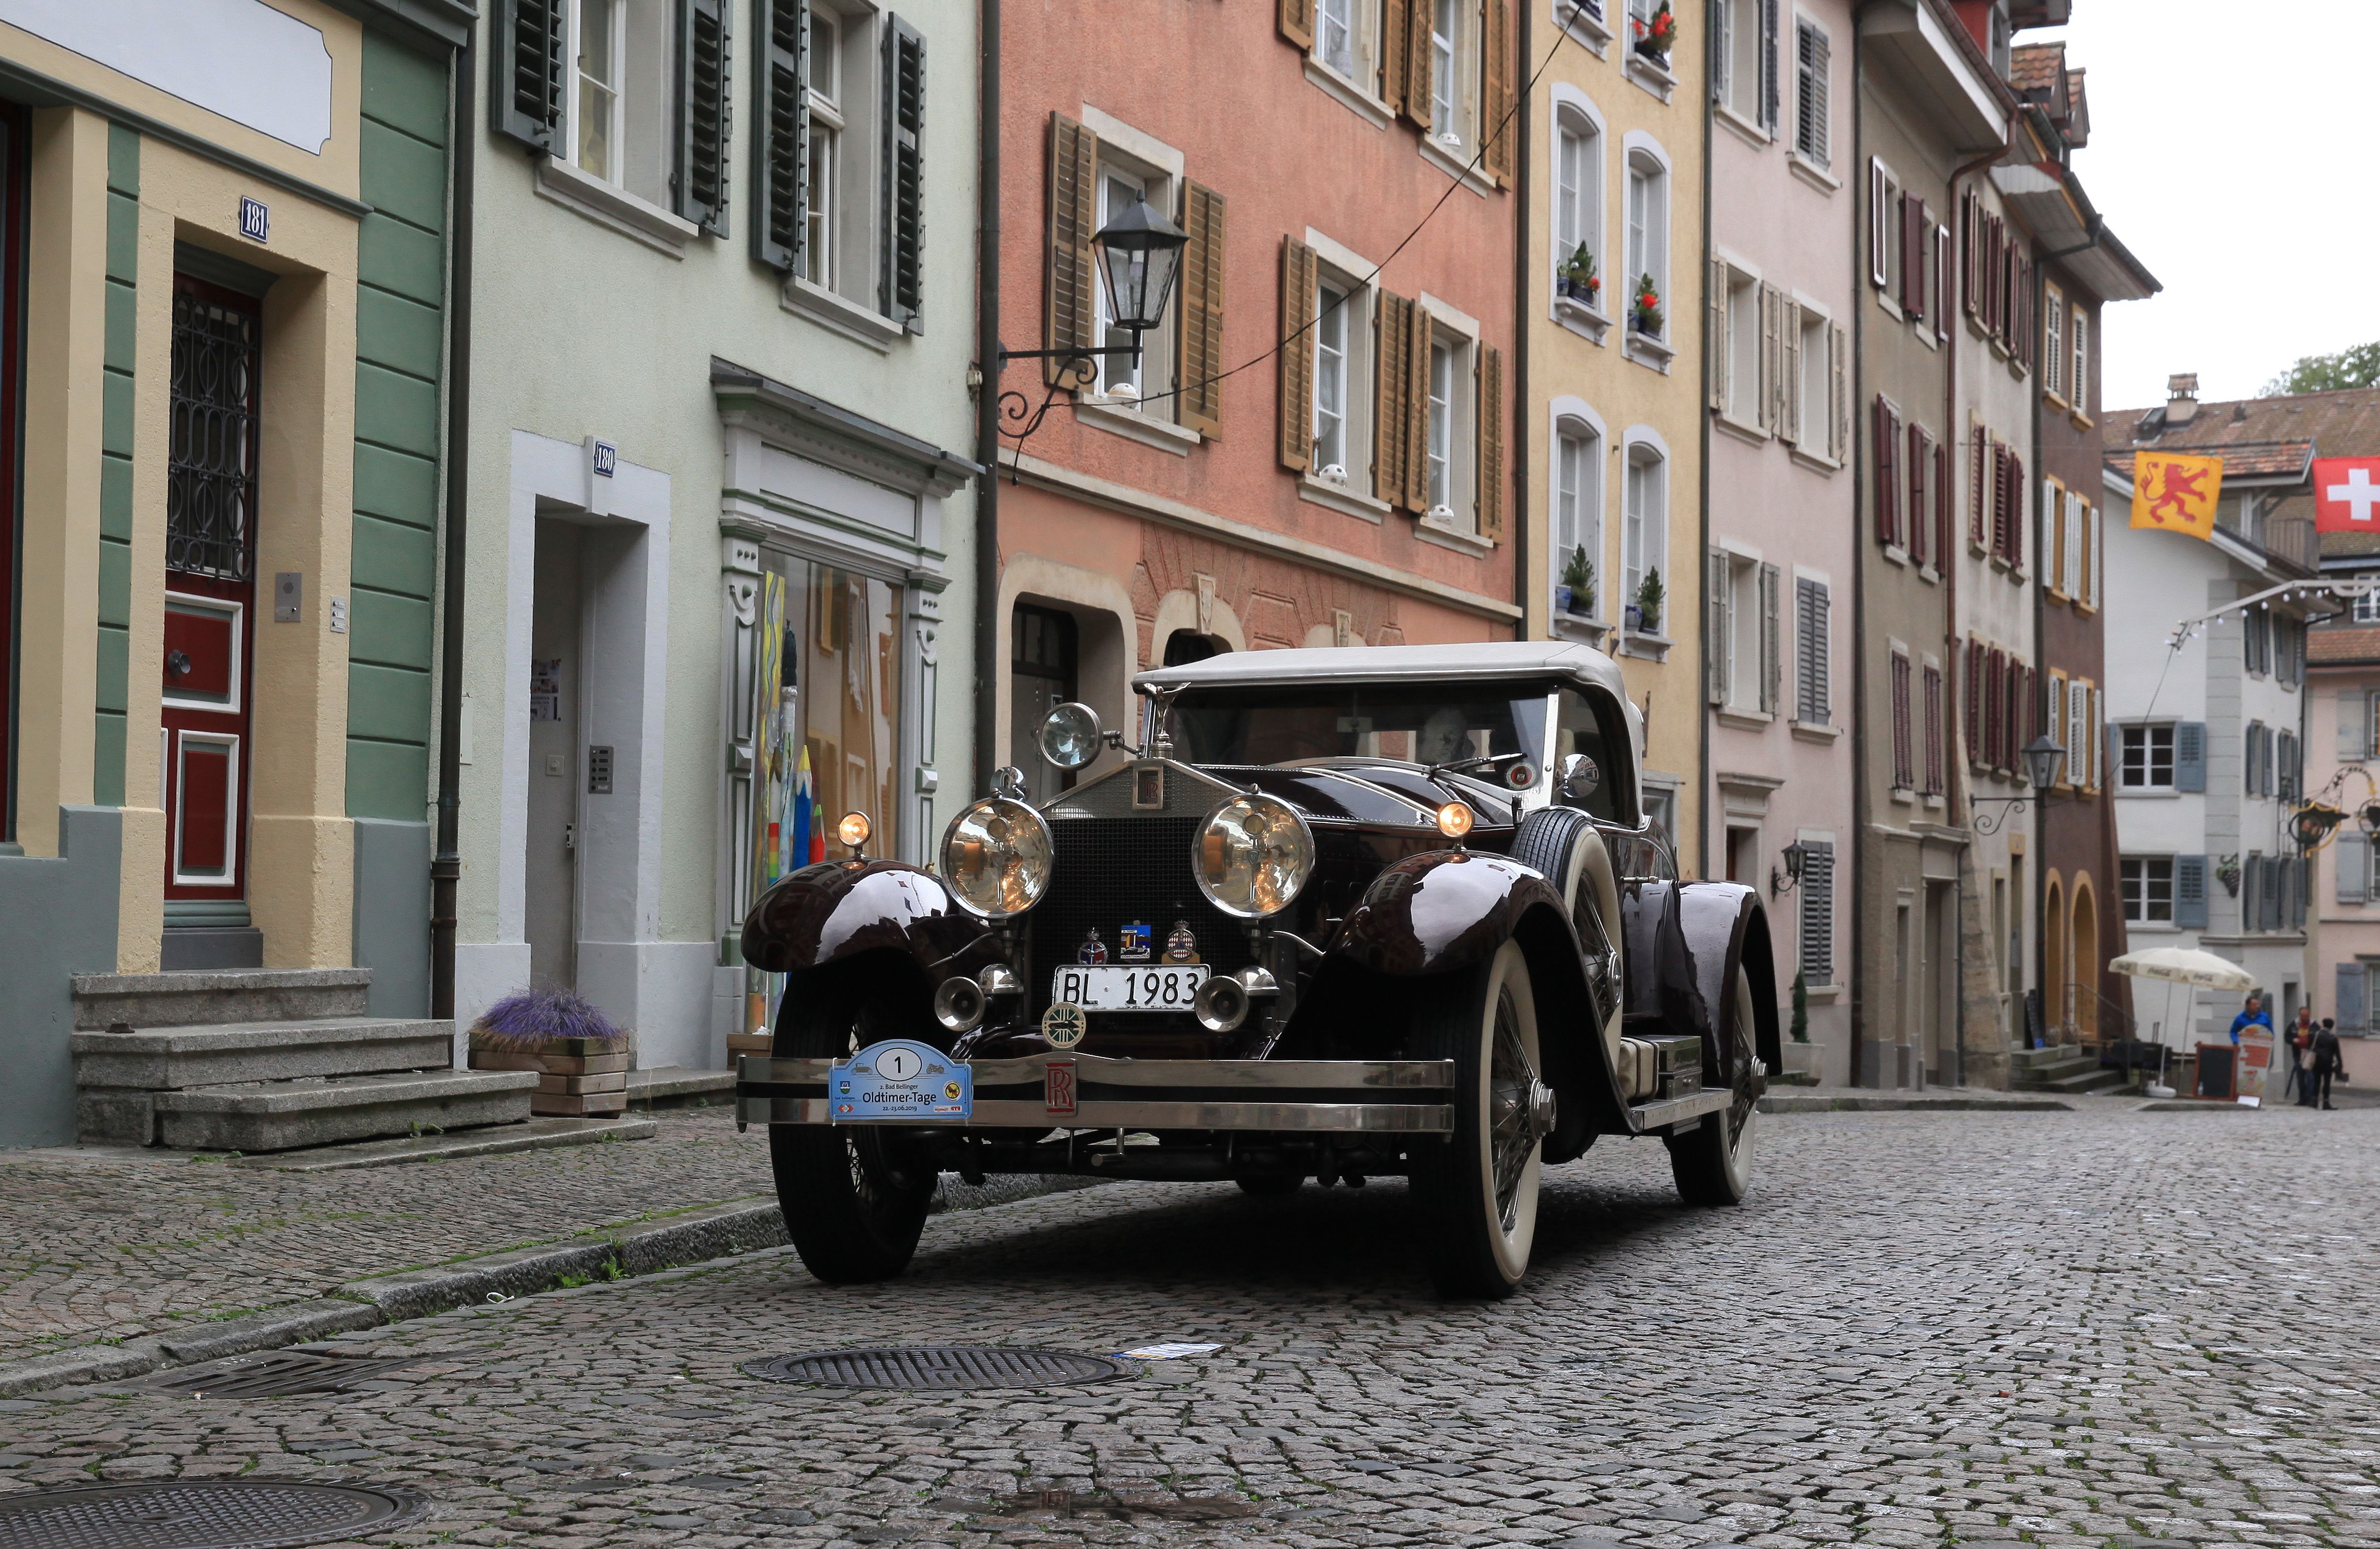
[2027, 1, 2379, 413]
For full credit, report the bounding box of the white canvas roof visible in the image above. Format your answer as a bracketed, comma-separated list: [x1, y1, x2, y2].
[1133, 641, 1631, 701]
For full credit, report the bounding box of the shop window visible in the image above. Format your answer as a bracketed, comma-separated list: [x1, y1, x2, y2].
[1011, 603, 1078, 805]
[747, 557, 903, 888]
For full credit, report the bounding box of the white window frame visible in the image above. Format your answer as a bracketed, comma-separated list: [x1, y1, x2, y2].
[1714, 0, 1769, 134]
[2041, 281, 2064, 403]
[1416, 292, 1480, 539]
[1550, 90, 1607, 333]
[2120, 722, 2175, 791]
[1299, 228, 1384, 515]
[1867, 157, 1901, 309]
[2121, 855, 2175, 926]
[1622, 132, 1672, 365]
[1551, 397, 1607, 623]
[2069, 304, 2090, 412]
[560, 0, 677, 211]
[1621, 428, 1670, 634]
[1720, 257, 1762, 432]
[1077, 110, 1185, 424]
[1430, 0, 1470, 149]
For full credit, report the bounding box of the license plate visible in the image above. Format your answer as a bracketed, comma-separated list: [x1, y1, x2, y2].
[1050, 964, 1210, 1011]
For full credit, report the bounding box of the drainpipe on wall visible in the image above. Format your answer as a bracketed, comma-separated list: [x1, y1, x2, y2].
[1696, 0, 1715, 886]
[430, 25, 478, 1022]
[972, 0, 1001, 798]
[1847, 16, 1866, 1087]
[1511, 0, 1532, 644]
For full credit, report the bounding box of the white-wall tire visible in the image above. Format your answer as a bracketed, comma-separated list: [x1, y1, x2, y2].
[1410, 938, 1545, 1298]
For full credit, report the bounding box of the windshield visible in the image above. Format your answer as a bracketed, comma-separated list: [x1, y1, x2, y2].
[1168, 681, 1551, 769]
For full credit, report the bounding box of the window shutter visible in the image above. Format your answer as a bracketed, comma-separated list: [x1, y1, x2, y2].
[1476, 343, 1506, 541]
[1807, 26, 1831, 164]
[1176, 181, 1226, 438]
[2106, 713, 2120, 797]
[1867, 160, 1888, 289]
[1799, 840, 1834, 984]
[1933, 441, 1952, 570]
[1760, 284, 1783, 434]
[1933, 224, 1950, 342]
[2088, 499, 2103, 608]
[2340, 688, 2371, 761]
[2175, 720, 2206, 792]
[1760, 562, 1781, 714]
[1968, 422, 1986, 548]
[1706, 255, 1727, 414]
[2338, 961, 2368, 1030]
[750, 0, 807, 272]
[1780, 296, 1803, 445]
[1759, 0, 1780, 132]
[1046, 115, 1099, 388]
[1905, 424, 1927, 568]
[1373, 290, 1413, 505]
[2008, 451, 2026, 567]
[2175, 855, 2208, 929]
[1828, 322, 1848, 462]
[492, 0, 565, 151]
[1381, 0, 1410, 112]
[1898, 192, 1921, 314]
[1481, 0, 1515, 184]
[1873, 398, 1897, 546]
[1404, 299, 1432, 511]
[1279, 0, 1314, 48]
[1404, 0, 1434, 131]
[1707, 550, 1728, 706]
[1277, 237, 1319, 472]
[877, 16, 926, 325]
[676, 0, 732, 235]
[1964, 637, 1981, 765]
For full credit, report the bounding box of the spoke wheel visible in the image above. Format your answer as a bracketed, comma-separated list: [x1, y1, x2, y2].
[1410, 938, 1546, 1299]
[1666, 964, 1762, 1206]
[769, 961, 939, 1283]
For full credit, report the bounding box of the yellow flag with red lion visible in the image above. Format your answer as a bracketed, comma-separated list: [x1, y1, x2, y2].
[2131, 452, 2223, 540]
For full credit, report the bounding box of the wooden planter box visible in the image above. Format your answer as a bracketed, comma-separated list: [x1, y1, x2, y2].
[470, 1036, 630, 1117]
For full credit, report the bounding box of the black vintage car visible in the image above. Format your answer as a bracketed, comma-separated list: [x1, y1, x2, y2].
[737, 642, 1779, 1298]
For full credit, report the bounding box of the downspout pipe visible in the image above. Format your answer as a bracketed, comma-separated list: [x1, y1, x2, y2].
[430, 24, 477, 1021]
[1511, 0, 1531, 646]
[972, 0, 1000, 798]
[1696, 0, 1714, 885]
[1847, 11, 1866, 1086]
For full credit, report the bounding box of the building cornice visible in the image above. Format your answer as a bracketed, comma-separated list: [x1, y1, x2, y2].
[321, 0, 475, 52]
[711, 357, 982, 500]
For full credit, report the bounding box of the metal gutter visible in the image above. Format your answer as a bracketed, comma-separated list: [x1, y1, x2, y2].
[429, 25, 475, 1020]
[974, 0, 1001, 798]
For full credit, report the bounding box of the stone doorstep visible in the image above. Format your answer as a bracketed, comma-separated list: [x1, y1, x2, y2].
[156, 1068, 538, 1115]
[71, 967, 374, 1029]
[234, 1115, 661, 1171]
[152, 1069, 537, 1152]
[70, 1017, 456, 1090]
[624, 1067, 736, 1104]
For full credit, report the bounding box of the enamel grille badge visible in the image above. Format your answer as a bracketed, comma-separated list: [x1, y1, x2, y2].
[1076, 928, 1108, 965]
[1041, 1002, 1087, 1049]
[1119, 922, 1152, 962]
[1163, 920, 1202, 964]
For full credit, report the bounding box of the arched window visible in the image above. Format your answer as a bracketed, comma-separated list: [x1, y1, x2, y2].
[2071, 879, 2100, 1040]
[1553, 412, 1603, 620]
[2044, 876, 2068, 1039]
[1622, 438, 1667, 632]
[1624, 144, 1669, 332]
[1553, 103, 1602, 310]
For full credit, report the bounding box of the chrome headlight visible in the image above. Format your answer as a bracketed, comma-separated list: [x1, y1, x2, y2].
[1037, 701, 1103, 770]
[1194, 793, 1314, 919]
[939, 797, 1055, 918]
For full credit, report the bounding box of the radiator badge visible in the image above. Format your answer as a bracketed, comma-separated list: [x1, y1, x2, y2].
[1118, 921, 1152, 962]
[1076, 927, 1108, 964]
[1042, 1002, 1088, 1049]
[1163, 920, 1202, 964]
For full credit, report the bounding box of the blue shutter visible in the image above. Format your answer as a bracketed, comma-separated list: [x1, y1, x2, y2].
[2338, 963, 2368, 1035]
[2174, 721, 2206, 792]
[2175, 855, 2208, 929]
[2342, 834, 2371, 906]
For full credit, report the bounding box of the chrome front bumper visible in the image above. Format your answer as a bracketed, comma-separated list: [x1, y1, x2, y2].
[736, 1053, 1457, 1134]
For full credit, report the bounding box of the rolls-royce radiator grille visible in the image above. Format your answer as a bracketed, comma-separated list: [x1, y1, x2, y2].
[1029, 816, 1253, 1018]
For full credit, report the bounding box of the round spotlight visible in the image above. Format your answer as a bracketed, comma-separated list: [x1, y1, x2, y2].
[933, 975, 988, 1034]
[1435, 801, 1475, 840]
[1193, 972, 1251, 1033]
[837, 811, 872, 852]
[940, 797, 1056, 918]
[1037, 701, 1104, 771]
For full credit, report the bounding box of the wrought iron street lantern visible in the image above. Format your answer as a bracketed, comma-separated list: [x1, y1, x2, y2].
[2020, 735, 2067, 794]
[1092, 198, 1188, 340]
[1971, 736, 2071, 836]
[1771, 839, 1808, 898]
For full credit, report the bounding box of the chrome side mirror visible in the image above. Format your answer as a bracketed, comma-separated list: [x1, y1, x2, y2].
[1037, 702, 1103, 770]
[1557, 753, 1600, 805]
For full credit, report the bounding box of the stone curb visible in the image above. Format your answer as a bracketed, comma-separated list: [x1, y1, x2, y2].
[1759, 1093, 2075, 1113]
[0, 1174, 1088, 1399]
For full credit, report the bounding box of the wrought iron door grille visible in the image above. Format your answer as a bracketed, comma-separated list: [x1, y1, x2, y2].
[167, 290, 261, 582]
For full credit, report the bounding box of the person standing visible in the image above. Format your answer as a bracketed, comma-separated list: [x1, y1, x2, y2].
[2311, 1018, 2345, 1111]
[2288, 1006, 2316, 1105]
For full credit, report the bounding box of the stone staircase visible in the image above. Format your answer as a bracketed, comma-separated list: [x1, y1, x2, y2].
[71, 969, 535, 1152]
[2009, 1043, 2130, 1097]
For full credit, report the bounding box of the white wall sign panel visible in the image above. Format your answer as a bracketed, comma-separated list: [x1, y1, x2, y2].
[0, 0, 334, 154]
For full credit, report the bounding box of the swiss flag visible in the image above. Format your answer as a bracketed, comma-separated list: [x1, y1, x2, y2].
[2316, 457, 2380, 532]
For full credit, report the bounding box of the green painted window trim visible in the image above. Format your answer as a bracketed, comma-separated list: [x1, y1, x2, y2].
[94, 124, 137, 808]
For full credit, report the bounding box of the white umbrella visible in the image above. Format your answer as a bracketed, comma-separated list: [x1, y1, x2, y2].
[2107, 947, 2258, 990]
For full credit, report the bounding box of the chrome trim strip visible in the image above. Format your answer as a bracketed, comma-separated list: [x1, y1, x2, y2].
[736, 1096, 1454, 1133]
[1626, 1089, 1733, 1131]
[737, 1054, 1455, 1090]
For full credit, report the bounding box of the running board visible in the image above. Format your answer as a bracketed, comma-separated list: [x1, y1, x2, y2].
[1624, 1088, 1732, 1134]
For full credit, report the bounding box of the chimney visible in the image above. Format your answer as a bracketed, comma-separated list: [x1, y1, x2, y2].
[2165, 372, 2200, 428]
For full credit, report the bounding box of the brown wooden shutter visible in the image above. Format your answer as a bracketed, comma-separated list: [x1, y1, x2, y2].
[1178, 181, 1227, 438]
[1374, 290, 1414, 505]
[1760, 283, 1783, 433]
[1279, 0, 1314, 49]
[1906, 424, 1928, 567]
[1873, 398, 1898, 546]
[1278, 237, 1319, 471]
[1381, 0, 1410, 112]
[1481, 0, 1514, 185]
[1829, 322, 1848, 461]
[1933, 441, 1952, 569]
[1476, 342, 1505, 542]
[1405, 299, 1433, 511]
[1046, 115, 1099, 388]
[1404, 0, 1434, 132]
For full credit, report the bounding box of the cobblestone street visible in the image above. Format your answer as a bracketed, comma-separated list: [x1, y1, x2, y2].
[4, 1104, 2377, 1548]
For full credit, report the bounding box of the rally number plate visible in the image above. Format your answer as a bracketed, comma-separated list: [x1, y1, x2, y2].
[1050, 964, 1210, 1011]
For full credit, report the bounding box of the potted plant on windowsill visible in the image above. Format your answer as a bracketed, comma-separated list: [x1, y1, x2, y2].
[1557, 244, 1600, 307]
[1632, 0, 1677, 63]
[469, 986, 632, 1117]
[1634, 568, 1666, 635]
[1630, 275, 1664, 338]
[1556, 547, 1597, 618]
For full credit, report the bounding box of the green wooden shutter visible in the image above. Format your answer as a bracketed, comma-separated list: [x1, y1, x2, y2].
[751, 0, 808, 272]
[879, 15, 926, 326]
[677, 0, 732, 235]
[492, 0, 564, 151]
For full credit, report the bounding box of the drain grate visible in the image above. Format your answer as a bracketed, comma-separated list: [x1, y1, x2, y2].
[0, 1480, 427, 1549]
[746, 1345, 1130, 1391]
[145, 1353, 423, 1400]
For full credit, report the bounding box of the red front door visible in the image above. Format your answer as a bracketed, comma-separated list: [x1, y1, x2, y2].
[161, 275, 261, 907]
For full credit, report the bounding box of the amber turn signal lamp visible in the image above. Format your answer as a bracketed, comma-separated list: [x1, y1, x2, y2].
[838, 811, 872, 855]
[1435, 802, 1474, 840]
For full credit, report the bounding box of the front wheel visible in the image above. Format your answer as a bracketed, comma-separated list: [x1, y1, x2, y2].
[1666, 964, 1762, 1206]
[1409, 939, 1550, 1299]
[768, 962, 939, 1283]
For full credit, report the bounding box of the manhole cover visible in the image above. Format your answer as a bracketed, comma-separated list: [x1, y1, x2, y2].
[746, 1346, 1129, 1391]
[144, 1354, 422, 1400]
[0, 1480, 427, 1549]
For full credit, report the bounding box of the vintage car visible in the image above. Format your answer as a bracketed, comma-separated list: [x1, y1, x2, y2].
[737, 642, 1779, 1298]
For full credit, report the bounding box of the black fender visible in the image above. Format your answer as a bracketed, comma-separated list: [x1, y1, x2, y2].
[739, 859, 1001, 984]
[1619, 879, 1781, 1086]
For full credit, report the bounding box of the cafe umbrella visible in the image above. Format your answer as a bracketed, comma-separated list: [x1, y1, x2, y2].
[2108, 946, 2259, 1095]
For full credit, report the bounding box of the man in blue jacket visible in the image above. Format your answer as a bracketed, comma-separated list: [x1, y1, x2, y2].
[2229, 994, 2272, 1045]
